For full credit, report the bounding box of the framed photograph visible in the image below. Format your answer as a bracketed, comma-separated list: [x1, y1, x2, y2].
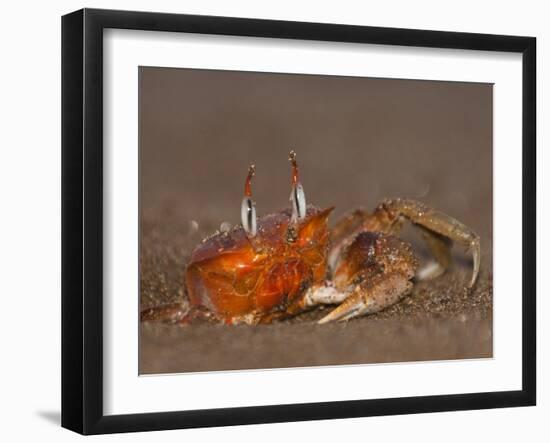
[61, 8, 536, 435]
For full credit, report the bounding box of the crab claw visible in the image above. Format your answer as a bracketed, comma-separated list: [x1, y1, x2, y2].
[317, 293, 366, 324]
[318, 272, 413, 324]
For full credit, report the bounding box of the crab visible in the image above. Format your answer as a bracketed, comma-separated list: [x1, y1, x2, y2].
[141, 151, 480, 325]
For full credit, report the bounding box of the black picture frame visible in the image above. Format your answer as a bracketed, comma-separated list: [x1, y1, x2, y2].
[61, 8, 536, 435]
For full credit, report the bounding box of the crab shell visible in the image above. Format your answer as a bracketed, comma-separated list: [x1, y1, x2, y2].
[185, 206, 333, 323]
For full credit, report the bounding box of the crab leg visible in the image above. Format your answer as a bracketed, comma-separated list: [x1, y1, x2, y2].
[140, 302, 190, 324]
[377, 199, 480, 288]
[140, 302, 215, 325]
[331, 199, 480, 288]
[415, 225, 452, 281]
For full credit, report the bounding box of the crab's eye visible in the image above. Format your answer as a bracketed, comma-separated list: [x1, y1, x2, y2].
[241, 196, 257, 237]
[290, 182, 306, 222]
[241, 165, 257, 237]
[289, 150, 307, 223]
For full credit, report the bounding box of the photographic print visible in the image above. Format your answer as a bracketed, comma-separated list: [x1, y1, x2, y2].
[62, 10, 535, 434]
[138, 67, 493, 374]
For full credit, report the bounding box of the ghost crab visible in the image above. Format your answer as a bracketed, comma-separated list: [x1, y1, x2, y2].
[141, 151, 480, 325]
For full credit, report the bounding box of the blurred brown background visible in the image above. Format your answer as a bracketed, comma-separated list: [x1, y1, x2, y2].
[139, 67, 492, 374]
